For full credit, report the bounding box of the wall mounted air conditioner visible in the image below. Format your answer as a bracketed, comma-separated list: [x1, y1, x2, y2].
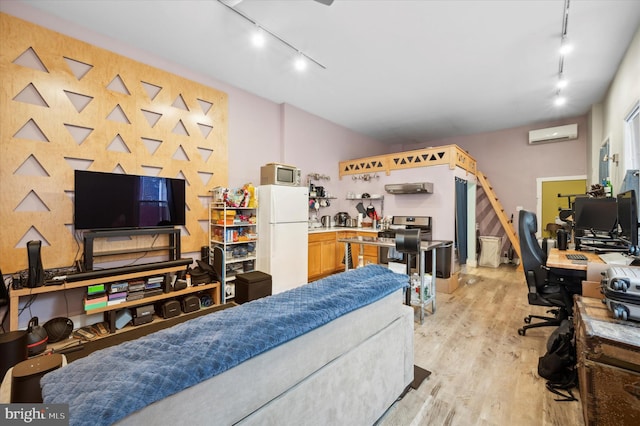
[528, 124, 578, 144]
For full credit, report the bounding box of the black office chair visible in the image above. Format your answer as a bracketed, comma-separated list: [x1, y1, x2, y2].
[517, 210, 581, 336]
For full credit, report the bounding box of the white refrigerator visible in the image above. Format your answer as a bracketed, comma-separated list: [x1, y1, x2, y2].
[256, 185, 309, 294]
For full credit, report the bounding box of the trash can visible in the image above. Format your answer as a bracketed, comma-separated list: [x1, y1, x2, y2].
[478, 236, 502, 268]
[426, 241, 453, 278]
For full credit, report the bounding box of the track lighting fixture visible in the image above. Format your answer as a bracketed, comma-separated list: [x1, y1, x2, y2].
[553, 0, 572, 107]
[218, 0, 326, 71]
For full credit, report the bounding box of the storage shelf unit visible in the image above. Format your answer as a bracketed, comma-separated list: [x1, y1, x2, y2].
[209, 203, 257, 302]
[8, 263, 220, 333]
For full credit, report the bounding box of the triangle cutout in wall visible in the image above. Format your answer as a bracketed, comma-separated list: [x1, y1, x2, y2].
[15, 190, 50, 212]
[112, 164, 127, 174]
[175, 170, 188, 183]
[172, 94, 189, 111]
[14, 154, 49, 177]
[141, 109, 162, 128]
[197, 123, 213, 138]
[63, 57, 93, 80]
[197, 99, 213, 115]
[141, 165, 162, 176]
[64, 157, 93, 170]
[107, 134, 131, 153]
[64, 124, 93, 145]
[141, 137, 163, 155]
[64, 90, 93, 112]
[13, 83, 49, 107]
[16, 226, 50, 248]
[107, 105, 131, 124]
[107, 75, 131, 95]
[14, 119, 49, 142]
[14, 47, 48, 72]
[141, 81, 162, 100]
[172, 120, 189, 136]
[198, 171, 213, 186]
[197, 147, 213, 162]
[172, 145, 189, 161]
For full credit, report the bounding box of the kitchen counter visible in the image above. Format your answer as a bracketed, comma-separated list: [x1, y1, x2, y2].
[308, 226, 379, 234]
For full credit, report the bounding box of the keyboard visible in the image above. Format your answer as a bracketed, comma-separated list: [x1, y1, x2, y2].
[566, 254, 588, 261]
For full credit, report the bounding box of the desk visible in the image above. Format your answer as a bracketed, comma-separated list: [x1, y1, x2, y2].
[337, 236, 444, 323]
[546, 248, 603, 271]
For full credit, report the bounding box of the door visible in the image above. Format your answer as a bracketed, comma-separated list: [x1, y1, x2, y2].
[599, 139, 609, 184]
[539, 177, 587, 238]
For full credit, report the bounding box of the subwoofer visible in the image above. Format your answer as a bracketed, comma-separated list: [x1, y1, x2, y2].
[0, 330, 28, 382]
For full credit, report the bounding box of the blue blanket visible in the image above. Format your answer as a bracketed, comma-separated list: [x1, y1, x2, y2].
[40, 265, 408, 426]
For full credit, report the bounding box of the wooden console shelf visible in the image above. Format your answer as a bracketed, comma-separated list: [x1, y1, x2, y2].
[85, 283, 220, 315]
[8, 264, 220, 332]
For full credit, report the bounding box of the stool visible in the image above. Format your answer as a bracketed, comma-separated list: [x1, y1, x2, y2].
[11, 354, 63, 403]
[235, 271, 272, 304]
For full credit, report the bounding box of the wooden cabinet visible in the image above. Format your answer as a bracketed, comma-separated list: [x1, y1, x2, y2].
[574, 296, 640, 426]
[308, 232, 339, 281]
[357, 232, 379, 266]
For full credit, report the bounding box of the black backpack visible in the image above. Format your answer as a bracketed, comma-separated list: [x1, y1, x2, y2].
[537, 319, 578, 401]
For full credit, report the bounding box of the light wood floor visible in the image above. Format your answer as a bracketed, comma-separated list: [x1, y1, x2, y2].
[377, 264, 585, 426]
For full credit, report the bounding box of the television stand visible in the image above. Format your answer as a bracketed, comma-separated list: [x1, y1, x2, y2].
[83, 228, 181, 271]
[8, 260, 221, 332]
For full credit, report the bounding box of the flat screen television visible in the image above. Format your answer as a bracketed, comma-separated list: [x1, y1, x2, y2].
[617, 189, 638, 246]
[74, 170, 186, 230]
[573, 196, 618, 236]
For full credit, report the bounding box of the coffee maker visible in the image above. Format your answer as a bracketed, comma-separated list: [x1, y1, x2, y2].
[334, 212, 350, 227]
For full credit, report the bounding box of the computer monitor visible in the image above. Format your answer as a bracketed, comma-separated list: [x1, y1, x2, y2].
[617, 189, 638, 246]
[573, 196, 618, 237]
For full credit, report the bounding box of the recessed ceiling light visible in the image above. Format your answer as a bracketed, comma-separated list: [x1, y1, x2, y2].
[554, 96, 567, 107]
[559, 38, 573, 56]
[294, 55, 307, 72]
[557, 78, 568, 89]
[251, 28, 266, 48]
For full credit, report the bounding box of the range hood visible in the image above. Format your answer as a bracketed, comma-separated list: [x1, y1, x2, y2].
[384, 182, 434, 194]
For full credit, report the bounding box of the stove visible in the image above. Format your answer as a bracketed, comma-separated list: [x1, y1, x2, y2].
[378, 216, 432, 264]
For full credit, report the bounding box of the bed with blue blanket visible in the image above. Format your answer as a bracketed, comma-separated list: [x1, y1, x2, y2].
[40, 265, 414, 426]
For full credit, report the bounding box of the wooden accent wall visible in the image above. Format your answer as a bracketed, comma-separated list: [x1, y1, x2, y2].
[0, 13, 228, 272]
[338, 144, 477, 178]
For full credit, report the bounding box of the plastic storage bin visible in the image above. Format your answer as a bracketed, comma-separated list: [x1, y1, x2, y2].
[479, 236, 502, 268]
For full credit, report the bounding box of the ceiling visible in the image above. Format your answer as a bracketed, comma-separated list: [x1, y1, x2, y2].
[16, 0, 640, 144]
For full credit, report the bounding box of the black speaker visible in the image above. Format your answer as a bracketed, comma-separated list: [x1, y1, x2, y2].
[26, 240, 44, 288]
[200, 245, 209, 264]
[557, 229, 568, 251]
[11, 354, 63, 403]
[162, 273, 172, 293]
[0, 330, 28, 382]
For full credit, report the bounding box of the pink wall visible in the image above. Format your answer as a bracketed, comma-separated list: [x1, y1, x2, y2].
[400, 115, 588, 228]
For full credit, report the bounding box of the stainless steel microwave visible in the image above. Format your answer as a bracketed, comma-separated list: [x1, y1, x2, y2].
[260, 163, 301, 186]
